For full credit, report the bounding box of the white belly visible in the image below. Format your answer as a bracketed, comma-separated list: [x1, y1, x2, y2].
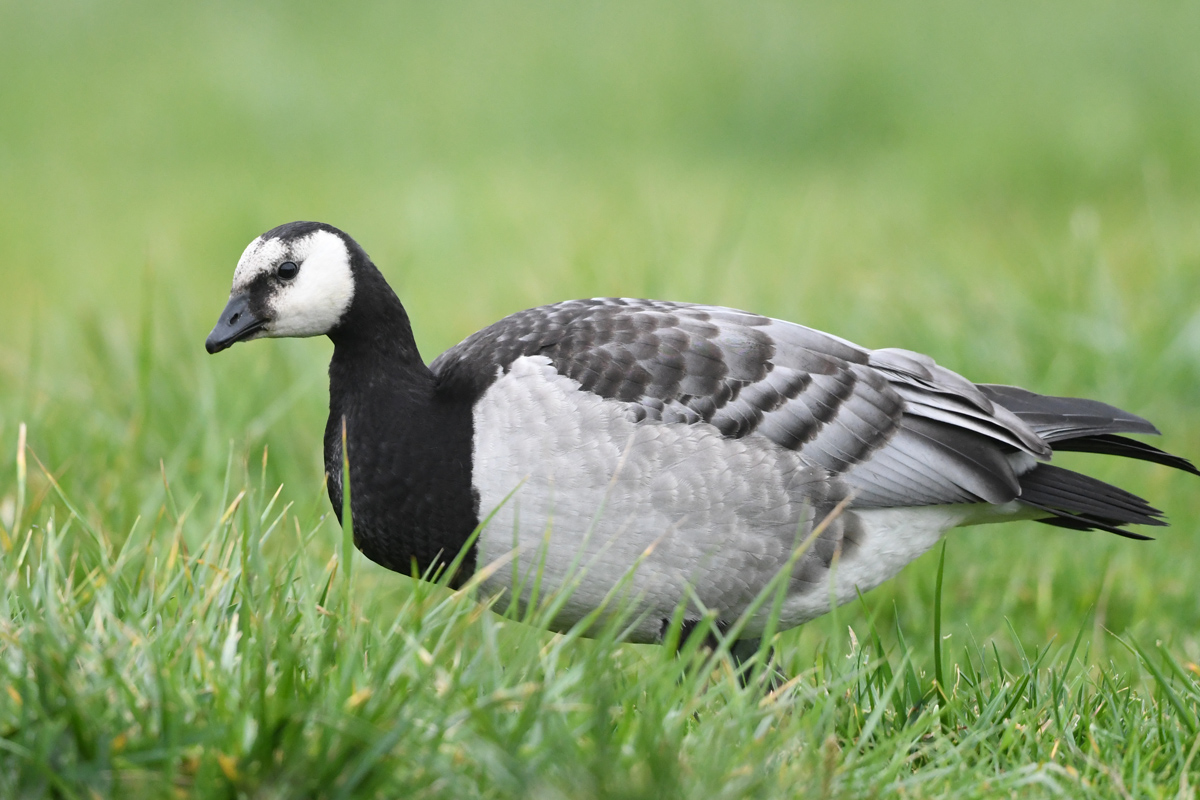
[771, 505, 968, 627]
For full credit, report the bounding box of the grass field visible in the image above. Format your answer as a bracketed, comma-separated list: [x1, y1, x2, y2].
[3, 1, 1200, 796]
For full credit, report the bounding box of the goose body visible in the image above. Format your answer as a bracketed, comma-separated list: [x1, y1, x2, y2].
[207, 221, 1196, 645]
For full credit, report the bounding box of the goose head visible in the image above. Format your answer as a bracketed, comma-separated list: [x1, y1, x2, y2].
[206, 221, 359, 354]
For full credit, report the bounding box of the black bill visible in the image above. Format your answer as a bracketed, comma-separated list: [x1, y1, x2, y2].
[206, 293, 267, 354]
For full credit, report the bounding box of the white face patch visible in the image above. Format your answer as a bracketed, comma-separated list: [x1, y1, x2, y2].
[231, 229, 356, 339]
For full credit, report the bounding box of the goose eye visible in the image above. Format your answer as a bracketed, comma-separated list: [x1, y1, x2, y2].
[277, 261, 299, 280]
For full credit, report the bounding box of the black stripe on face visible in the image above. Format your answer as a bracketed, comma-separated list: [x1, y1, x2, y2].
[238, 271, 279, 315]
[206, 272, 280, 353]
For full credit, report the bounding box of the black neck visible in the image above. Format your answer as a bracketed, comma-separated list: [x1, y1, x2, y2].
[323, 257, 479, 586]
[328, 258, 425, 367]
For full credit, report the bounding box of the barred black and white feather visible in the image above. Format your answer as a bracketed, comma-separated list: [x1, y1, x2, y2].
[434, 297, 1185, 524]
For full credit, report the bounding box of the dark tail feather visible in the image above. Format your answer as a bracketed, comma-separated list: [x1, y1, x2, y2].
[977, 383, 1161, 440]
[978, 383, 1195, 538]
[1019, 464, 1162, 540]
[981, 383, 1197, 476]
[1053, 433, 1200, 476]
[1034, 513, 1154, 541]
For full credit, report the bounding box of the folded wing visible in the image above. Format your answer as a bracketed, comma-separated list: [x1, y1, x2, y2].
[433, 298, 1195, 536]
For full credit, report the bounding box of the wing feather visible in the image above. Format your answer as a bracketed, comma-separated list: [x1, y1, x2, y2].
[431, 299, 1158, 514]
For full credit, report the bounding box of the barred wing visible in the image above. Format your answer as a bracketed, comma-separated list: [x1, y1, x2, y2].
[433, 298, 1061, 509]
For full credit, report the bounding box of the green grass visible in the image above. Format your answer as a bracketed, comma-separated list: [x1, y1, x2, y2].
[3, 1, 1200, 796]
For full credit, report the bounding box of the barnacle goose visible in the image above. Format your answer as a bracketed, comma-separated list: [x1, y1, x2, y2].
[207, 221, 1196, 651]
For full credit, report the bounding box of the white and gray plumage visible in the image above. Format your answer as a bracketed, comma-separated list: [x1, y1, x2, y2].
[207, 221, 1197, 649]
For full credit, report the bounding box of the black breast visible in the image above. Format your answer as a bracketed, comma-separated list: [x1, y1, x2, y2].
[324, 354, 480, 587]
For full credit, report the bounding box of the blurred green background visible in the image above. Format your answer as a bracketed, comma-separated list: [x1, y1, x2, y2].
[2, 0, 1199, 660]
